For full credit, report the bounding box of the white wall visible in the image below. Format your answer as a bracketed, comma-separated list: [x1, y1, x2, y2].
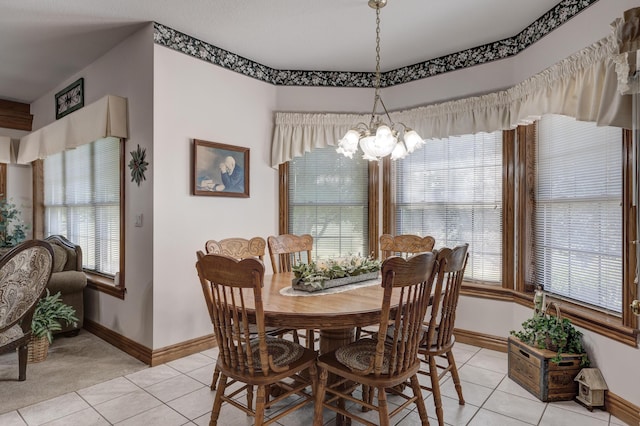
[29, 24, 155, 347]
[152, 46, 279, 348]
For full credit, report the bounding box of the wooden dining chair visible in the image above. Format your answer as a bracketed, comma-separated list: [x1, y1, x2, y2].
[380, 234, 436, 259]
[267, 233, 313, 273]
[0, 240, 53, 381]
[267, 233, 316, 348]
[355, 233, 437, 340]
[204, 236, 297, 395]
[417, 243, 469, 426]
[195, 252, 317, 425]
[314, 252, 441, 426]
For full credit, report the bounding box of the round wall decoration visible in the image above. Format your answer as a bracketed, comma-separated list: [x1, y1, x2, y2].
[128, 144, 149, 186]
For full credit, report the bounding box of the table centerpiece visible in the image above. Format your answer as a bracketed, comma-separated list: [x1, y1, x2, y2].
[292, 254, 381, 292]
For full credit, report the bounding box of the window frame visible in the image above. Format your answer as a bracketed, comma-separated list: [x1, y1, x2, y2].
[383, 125, 638, 346]
[33, 138, 126, 299]
[384, 130, 514, 289]
[278, 158, 379, 259]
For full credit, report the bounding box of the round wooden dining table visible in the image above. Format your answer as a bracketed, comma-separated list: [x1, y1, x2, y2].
[242, 271, 398, 354]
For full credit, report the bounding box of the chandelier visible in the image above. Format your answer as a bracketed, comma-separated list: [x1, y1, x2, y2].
[337, 0, 424, 161]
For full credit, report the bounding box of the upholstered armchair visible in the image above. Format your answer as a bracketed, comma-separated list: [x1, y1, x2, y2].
[0, 240, 53, 380]
[43, 235, 87, 334]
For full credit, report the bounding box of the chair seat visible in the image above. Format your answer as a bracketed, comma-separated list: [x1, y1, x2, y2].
[0, 324, 24, 345]
[335, 338, 391, 374]
[248, 337, 305, 370]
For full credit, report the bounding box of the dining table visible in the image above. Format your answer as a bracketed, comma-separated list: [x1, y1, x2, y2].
[242, 271, 399, 355]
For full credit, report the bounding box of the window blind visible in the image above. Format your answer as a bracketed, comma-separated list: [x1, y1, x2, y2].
[394, 131, 503, 283]
[535, 115, 622, 313]
[44, 137, 120, 276]
[288, 146, 369, 259]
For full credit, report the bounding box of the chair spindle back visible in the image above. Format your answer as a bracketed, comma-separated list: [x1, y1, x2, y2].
[196, 252, 274, 376]
[423, 243, 469, 350]
[374, 252, 440, 377]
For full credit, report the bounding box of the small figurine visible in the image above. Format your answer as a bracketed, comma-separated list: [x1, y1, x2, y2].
[534, 285, 545, 317]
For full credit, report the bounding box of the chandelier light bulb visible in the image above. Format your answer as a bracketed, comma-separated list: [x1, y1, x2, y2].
[403, 129, 424, 153]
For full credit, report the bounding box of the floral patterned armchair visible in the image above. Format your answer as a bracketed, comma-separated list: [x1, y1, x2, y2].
[0, 240, 53, 380]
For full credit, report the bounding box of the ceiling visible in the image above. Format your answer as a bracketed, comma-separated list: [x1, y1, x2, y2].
[0, 0, 564, 104]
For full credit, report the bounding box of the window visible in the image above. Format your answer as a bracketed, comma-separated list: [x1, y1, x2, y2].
[534, 115, 622, 313]
[392, 131, 503, 284]
[288, 146, 371, 259]
[44, 137, 121, 278]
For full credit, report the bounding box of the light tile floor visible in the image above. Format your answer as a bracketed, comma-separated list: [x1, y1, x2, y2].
[0, 341, 629, 425]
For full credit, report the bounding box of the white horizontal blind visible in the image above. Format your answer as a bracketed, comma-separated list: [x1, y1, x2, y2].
[535, 115, 622, 313]
[394, 131, 503, 283]
[289, 147, 369, 260]
[44, 137, 120, 276]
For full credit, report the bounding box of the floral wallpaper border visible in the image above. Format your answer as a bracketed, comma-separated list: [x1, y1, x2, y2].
[153, 0, 599, 88]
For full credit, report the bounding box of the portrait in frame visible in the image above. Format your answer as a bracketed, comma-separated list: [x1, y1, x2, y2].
[192, 139, 250, 198]
[55, 78, 84, 119]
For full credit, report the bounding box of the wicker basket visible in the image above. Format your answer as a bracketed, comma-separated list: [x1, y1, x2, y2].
[27, 335, 50, 363]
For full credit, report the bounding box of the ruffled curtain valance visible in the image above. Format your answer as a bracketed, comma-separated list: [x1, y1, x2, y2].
[272, 7, 639, 168]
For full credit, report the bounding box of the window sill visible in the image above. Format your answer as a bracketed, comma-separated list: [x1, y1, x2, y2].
[461, 282, 638, 347]
[86, 272, 126, 299]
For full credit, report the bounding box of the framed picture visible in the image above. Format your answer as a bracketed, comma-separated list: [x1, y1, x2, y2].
[55, 78, 84, 119]
[192, 139, 250, 198]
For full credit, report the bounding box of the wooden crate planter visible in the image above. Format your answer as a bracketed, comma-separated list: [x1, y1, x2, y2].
[508, 336, 583, 402]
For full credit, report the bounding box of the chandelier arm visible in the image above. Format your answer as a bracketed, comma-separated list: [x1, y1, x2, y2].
[377, 95, 395, 128]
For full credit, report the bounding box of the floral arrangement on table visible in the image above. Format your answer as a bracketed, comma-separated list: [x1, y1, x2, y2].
[292, 254, 382, 291]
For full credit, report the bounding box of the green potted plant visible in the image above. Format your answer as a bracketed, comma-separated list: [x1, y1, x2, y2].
[28, 290, 79, 363]
[510, 303, 589, 366]
[0, 197, 28, 248]
[508, 301, 590, 402]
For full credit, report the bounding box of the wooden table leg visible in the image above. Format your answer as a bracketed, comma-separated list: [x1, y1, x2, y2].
[319, 328, 354, 355]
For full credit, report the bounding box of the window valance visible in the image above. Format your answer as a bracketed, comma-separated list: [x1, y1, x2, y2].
[17, 95, 128, 164]
[271, 7, 639, 168]
[0, 136, 11, 164]
[612, 7, 640, 95]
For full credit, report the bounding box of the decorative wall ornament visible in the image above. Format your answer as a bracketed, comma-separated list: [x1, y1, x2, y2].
[55, 78, 84, 119]
[153, 0, 598, 88]
[128, 144, 148, 186]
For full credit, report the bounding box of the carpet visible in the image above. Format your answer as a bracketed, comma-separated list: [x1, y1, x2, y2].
[0, 330, 148, 414]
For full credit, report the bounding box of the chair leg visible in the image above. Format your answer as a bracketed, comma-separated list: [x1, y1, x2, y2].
[210, 366, 220, 390]
[410, 374, 430, 425]
[428, 356, 445, 426]
[377, 386, 390, 426]
[210, 373, 228, 426]
[361, 384, 371, 411]
[18, 343, 28, 381]
[247, 385, 254, 411]
[255, 385, 267, 425]
[314, 368, 328, 425]
[446, 351, 465, 405]
[306, 329, 315, 350]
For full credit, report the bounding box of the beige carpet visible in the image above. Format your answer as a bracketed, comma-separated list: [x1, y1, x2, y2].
[0, 330, 148, 414]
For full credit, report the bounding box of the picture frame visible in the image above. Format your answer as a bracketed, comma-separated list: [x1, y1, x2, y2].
[55, 78, 84, 119]
[192, 139, 250, 198]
